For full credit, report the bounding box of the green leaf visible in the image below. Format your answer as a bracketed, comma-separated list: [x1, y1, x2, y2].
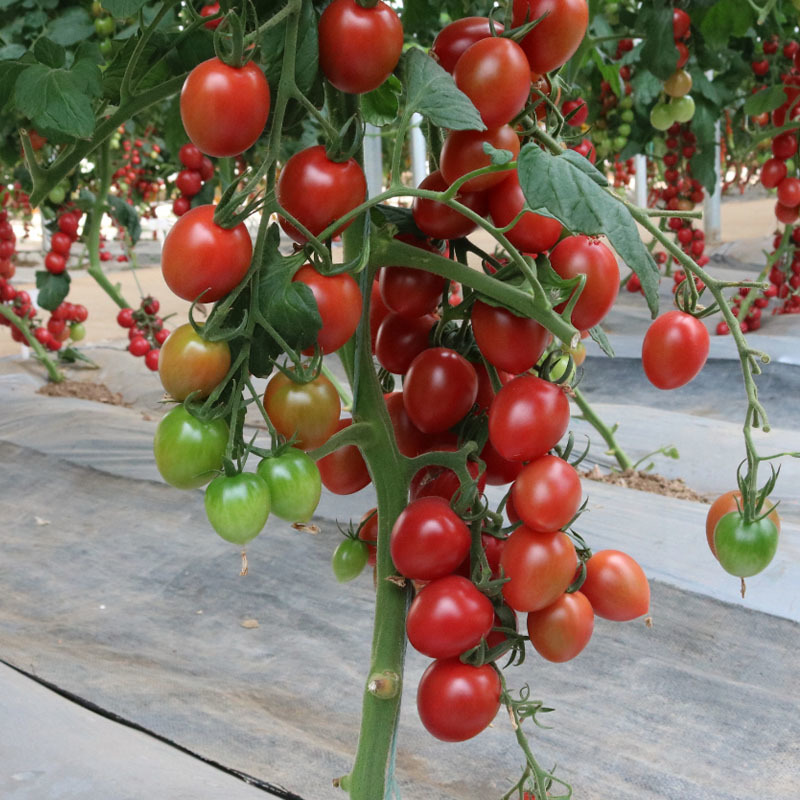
[361, 74, 402, 127]
[102, 0, 148, 15]
[46, 7, 95, 48]
[699, 0, 755, 48]
[372, 204, 424, 237]
[690, 147, 717, 196]
[590, 51, 621, 97]
[15, 63, 97, 138]
[482, 142, 515, 166]
[0, 43, 26, 59]
[261, 0, 318, 99]
[639, 5, 678, 81]
[403, 47, 485, 132]
[559, 149, 608, 187]
[58, 346, 97, 366]
[517, 143, 660, 317]
[744, 85, 789, 116]
[107, 195, 141, 245]
[630, 68, 663, 111]
[589, 325, 615, 358]
[33, 37, 65, 68]
[0, 58, 28, 110]
[35, 270, 70, 311]
[690, 69, 723, 106]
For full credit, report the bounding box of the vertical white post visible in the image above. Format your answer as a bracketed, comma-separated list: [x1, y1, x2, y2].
[704, 119, 722, 244]
[634, 154, 648, 208]
[410, 112, 428, 188]
[363, 123, 383, 198]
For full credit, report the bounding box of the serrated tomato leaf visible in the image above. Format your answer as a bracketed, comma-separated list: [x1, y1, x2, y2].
[518, 143, 660, 317]
[36, 270, 71, 311]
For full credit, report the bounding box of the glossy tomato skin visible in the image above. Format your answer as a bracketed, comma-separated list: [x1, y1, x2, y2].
[153, 405, 228, 490]
[431, 17, 504, 73]
[379, 243, 446, 318]
[358, 507, 379, 566]
[385, 392, 428, 457]
[580, 550, 650, 621]
[489, 375, 570, 462]
[714, 513, 779, 578]
[406, 574, 495, 658]
[453, 37, 531, 128]
[292, 264, 362, 353]
[161, 205, 252, 303]
[331, 538, 370, 582]
[180, 58, 270, 157]
[158, 323, 231, 401]
[412, 170, 488, 240]
[403, 347, 478, 433]
[390, 496, 471, 580]
[526, 591, 594, 662]
[705, 490, 780, 558]
[761, 158, 788, 189]
[375, 312, 436, 375]
[488, 171, 563, 254]
[263, 372, 341, 450]
[416, 658, 501, 742]
[500, 527, 577, 612]
[317, 418, 371, 495]
[549, 235, 619, 331]
[318, 0, 403, 94]
[511, 455, 582, 532]
[471, 300, 549, 374]
[277, 146, 367, 243]
[256, 448, 321, 522]
[512, 0, 589, 75]
[641, 310, 710, 390]
[409, 446, 486, 503]
[369, 278, 391, 351]
[474, 361, 513, 412]
[481, 439, 523, 486]
[204, 473, 271, 545]
[440, 125, 520, 193]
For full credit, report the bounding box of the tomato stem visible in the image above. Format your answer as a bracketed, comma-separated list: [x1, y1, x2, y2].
[571, 387, 633, 471]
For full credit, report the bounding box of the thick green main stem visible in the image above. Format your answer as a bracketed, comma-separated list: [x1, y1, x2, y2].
[0, 305, 64, 382]
[343, 237, 410, 799]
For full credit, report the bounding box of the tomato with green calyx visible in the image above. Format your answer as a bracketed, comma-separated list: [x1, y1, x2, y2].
[642, 310, 709, 390]
[431, 17, 503, 73]
[256, 448, 321, 523]
[263, 371, 341, 450]
[511, 455, 582, 533]
[580, 550, 649, 621]
[180, 58, 270, 157]
[204, 472, 270, 545]
[512, 0, 589, 75]
[153, 405, 228, 490]
[527, 591, 594, 662]
[332, 538, 370, 582]
[94, 16, 115, 37]
[714, 513, 779, 578]
[417, 659, 501, 742]
[705, 490, 780, 558]
[158, 323, 231, 402]
[161, 205, 252, 303]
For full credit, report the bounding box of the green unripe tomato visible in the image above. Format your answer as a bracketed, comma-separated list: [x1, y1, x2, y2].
[204, 473, 271, 545]
[548, 354, 575, 383]
[153, 405, 228, 489]
[613, 135, 628, 150]
[331, 538, 370, 582]
[99, 38, 113, 58]
[714, 512, 779, 578]
[670, 95, 695, 123]
[94, 16, 115, 37]
[617, 123, 632, 137]
[650, 102, 674, 131]
[256, 448, 321, 523]
[91, 1, 104, 17]
[69, 323, 86, 341]
[620, 109, 634, 123]
[48, 186, 66, 205]
[620, 96, 634, 110]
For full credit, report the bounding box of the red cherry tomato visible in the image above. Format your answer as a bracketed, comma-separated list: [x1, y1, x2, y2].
[176, 169, 203, 198]
[412, 170, 488, 240]
[179, 143, 204, 170]
[403, 347, 478, 433]
[672, 8, 691, 40]
[772, 131, 798, 160]
[317, 418, 371, 495]
[406, 575, 494, 659]
[180, 58, 270, 157]
[416, 658, 501, 742]
[549, 235, 619, 331]
[777, 177, 800, 208]
[488, 375, 570, 462]
[292, 264, 362, 354]
[440, 125, 520, 193]
[471, 299, 549, 374]
[431, 17, 504, 73]
[318, 0, 403, 94]
[379, 266, 445, 319]
[409, 446, 486, 503]
[385, 391, 428, 457]
[453, 36, 531, 128]
[161, 205, 252, 302]
[511, 455, 582, 532]
[500, 527, 577, 612]
[277, 146, 367, 244]
[512, 0, 589, 75]
[580, 550, 650, 621]
[375, 312, 435, 375]
[641, 310, 709, 390]
[526, 591, 594, 662]
[390, 496, 471, 581]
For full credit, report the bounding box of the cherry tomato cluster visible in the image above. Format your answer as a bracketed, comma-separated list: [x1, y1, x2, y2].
[44, 210, 81, 276]
[116, 297, 168, 371]
[749, 34, 800, 129]
[172, 143, 215, 217]
[589, 44, 635, 169]
[649, 8, 695, 131]
[110, 128, 165, 217]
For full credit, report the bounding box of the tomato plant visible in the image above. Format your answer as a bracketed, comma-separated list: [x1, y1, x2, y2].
[511, 455, 582, 533]
[580, 550, 650, 621]
[256, 449, 321, 523]
[204, 473, 271, 545]
[526, 591, 594, 663]
[158, 323, 231, 402]
[714, 514, 780, 578]
[642, 311, 710, 390]
[332, 538, 370, 582]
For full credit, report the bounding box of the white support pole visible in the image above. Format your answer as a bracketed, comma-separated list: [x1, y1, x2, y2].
[363, 123, 383, 198]
[704, 119, 722, 244]
[410, 112, 428, 188]
[634, 154, 648, 208]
